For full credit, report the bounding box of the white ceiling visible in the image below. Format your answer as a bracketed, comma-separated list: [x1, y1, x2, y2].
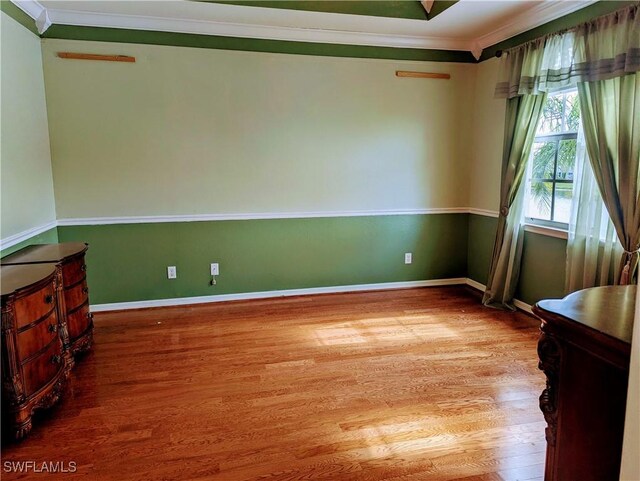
[15, 0, 598, 59]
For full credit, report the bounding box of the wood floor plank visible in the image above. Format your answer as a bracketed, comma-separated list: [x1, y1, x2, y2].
[1, 286, 546, 481]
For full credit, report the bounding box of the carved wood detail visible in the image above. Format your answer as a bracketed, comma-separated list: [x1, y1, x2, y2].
[53, 266, 74, 373]
[537, 329, 561, 446]
[36, 375, 67, 412]
[1, 302, 25, 404]
[1, 302, 15, 332]
[71, 327, 94, 355]
[8, 374, 68, 440]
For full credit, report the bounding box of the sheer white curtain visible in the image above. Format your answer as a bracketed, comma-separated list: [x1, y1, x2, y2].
[565, 122, 623, 293]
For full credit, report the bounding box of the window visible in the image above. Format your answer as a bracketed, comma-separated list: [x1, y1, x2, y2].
[524, 90, 580, 228]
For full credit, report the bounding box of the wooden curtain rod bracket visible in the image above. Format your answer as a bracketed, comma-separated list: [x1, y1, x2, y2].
[57, 52, 136, 63]
[395, 71, 450, 79]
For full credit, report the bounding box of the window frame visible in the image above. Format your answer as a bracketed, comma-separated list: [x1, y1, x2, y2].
[524, 89, 580, 232]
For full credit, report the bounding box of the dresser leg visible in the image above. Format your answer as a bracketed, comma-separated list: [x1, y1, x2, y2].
[71, 328, 94, 356]
[10, 413, 33, 441]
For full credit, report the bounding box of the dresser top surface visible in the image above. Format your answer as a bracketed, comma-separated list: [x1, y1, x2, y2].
[536, 286, 636, 344]
[1, 243, 87, 265]
[1, 264, 57, 296]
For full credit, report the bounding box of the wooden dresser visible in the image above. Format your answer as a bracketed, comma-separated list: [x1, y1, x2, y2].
[533, 285, 635, 481]
[1, 264, 72, 439]
[2, 243, 93, 355]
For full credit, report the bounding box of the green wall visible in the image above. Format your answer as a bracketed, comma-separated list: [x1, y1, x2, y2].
[467, 214, 497, 285]
[1, 214, 568, 307]
[467, 214, 567, 306]
[57, 214, 468, 305]
[516, 232, 567, 305]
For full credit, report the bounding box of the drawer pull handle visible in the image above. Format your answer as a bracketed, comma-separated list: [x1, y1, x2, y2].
[48, 323, 58, 333]
[44, 295, 54, 304]
[82, 287, 89, 294]
[50, 355, 61, 365]
[81, 264, 87, 272]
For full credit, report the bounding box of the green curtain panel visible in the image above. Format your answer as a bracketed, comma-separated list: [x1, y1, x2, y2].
[578, 72, 640, 284]
[483, 93, 547, 309]
[494, 37, 546, 98]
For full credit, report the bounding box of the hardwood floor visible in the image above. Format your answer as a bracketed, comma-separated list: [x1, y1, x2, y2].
[1, 286, 546, 481]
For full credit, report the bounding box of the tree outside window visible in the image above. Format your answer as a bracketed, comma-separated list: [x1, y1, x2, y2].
[525, 90, 580, 227]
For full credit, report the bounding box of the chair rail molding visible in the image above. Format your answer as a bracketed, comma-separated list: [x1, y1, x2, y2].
[0, 221, 58, 251]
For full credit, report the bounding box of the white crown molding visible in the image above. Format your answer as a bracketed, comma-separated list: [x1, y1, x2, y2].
[43, 7, 474, 52]
[35, 8, 51, 34]
[469, 40, 483, 61]
[475, 0, 599, 52]
[56, 208, 473, 226]
[12, 0, 50, 33]
[10, 0, 599, 58]
[11, 0, 45, 23]
[0, 221, 58, 251]
[90, 278, 467, 312]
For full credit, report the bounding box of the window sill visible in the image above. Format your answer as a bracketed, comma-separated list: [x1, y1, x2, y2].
[523, 223, 569, 240]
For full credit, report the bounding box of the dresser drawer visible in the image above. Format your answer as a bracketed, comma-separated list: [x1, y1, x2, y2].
[14, 284, 56, 330]
[64, 279, 88, 312]
[67, 302, 91, 341]
[16, 310, 59, 362]
[22, 339, 63, 397]
[62, 256, 86, 287]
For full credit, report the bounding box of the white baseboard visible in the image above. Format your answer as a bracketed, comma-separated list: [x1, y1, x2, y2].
[91, 277, 535, 314]
[513, 299, 534, 315]
[465, 278, 486, 292]
[90, 278, 467, 312]
[464, 278, 534, 315]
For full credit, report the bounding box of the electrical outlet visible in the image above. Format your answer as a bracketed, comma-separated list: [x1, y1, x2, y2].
[210, 263, 219, 276]
[404, 253, 412, 264]
[167, 266, 177, 279]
